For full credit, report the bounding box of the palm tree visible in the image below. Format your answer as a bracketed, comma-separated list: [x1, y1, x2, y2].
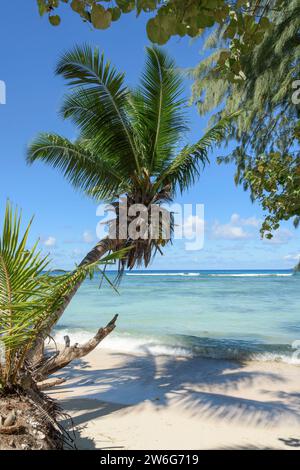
[0, 202, 122, 391]
[27, 44, 234, 342]
[0, 202, 122, 448]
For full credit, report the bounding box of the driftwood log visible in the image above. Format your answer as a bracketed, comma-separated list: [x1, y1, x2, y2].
[38, 378, 66, 390]
[35, 314, 118, 385]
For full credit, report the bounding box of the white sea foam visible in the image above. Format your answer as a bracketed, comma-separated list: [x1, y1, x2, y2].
[126, 272, 199, 277]
[53, 330, 193, 357]
[251, 352, 300, 365]
[208, 273, 293, 277]
[53, 330, 300, 364]
[126, 272, 292, 278]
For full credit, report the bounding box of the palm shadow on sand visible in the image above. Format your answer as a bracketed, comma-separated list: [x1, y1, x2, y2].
[50, 352, 300, 449]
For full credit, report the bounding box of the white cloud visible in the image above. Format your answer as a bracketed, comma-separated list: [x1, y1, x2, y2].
[230, 213, 260, 227]
[212, 222, 249, 240]
[211, 213, 261, 241]
[243, 217, 260, 227]
[43, 236, 56, 247]
[82, 230, 95, 244]
[284, 253, 300, 261]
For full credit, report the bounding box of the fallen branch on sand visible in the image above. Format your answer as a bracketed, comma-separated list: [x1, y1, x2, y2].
[37, 378, 66, 391]
[34, 314, 118, 384]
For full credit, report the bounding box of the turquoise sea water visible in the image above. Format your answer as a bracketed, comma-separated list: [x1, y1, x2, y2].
[54, 270, 300, 363]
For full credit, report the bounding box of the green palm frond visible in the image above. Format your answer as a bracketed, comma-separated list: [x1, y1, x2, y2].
[0, 203, 126, 388]
[27, 44, 235, 272]
[27, 44, 214, 205]
[56, 44, 141, 173]
[157, 113, 238, 193]
[26, 133, 129, 200]
[0, 203, 50, 386]
[133, 46, 187, 172]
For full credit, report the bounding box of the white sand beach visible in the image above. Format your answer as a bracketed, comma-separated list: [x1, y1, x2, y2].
[48, 349, 300, 450]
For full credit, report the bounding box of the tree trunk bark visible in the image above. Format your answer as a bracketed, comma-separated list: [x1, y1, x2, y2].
[50, 236, 112, 329]
[28, 237, 113, 367]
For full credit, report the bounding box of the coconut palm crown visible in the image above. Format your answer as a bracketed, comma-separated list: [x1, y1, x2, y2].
[27, 44, 233, 269]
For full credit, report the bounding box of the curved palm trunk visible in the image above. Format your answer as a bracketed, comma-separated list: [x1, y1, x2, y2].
[57, 236, 112, 325]
[29, 237, 112, 367]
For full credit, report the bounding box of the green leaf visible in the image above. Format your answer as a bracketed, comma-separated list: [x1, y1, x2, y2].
[116, 0, 135, 14]
[37, 0, 46, 16]
[218, 51, 230, 65]
[146, 18, 170, 45]
[159, 12, 177, 34]
[224, 22, 237, 39]
[259, 17, 270, 31]
[49, 15, 61, 26]
[91, 5, 112, 29]
[204, 0, 221, 8]
[175, 23, 187, 37]
[197, 15, 215, 28]
[108, 7, 121, 22]
[140, 0, 157, 12]
[71, 0, 85, 14]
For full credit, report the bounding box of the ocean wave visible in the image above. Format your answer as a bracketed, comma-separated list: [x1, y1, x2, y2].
[208, 273, 293, 277]
[53, 329, 300, 365]
[125, 272, 293, 278]
[53, 329, 193, 357]
[126, 272, 200, 277]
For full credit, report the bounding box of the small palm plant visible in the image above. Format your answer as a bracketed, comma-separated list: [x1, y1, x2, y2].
[0, 202, 122, 392]
[27, 44, 235, 355]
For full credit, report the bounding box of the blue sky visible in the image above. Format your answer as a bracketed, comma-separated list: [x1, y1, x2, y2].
[0, 1, 299, 270]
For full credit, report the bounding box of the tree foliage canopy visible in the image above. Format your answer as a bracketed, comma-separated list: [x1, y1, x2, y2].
[191, 0, 300, 236]
[36, 1, 284, 80]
